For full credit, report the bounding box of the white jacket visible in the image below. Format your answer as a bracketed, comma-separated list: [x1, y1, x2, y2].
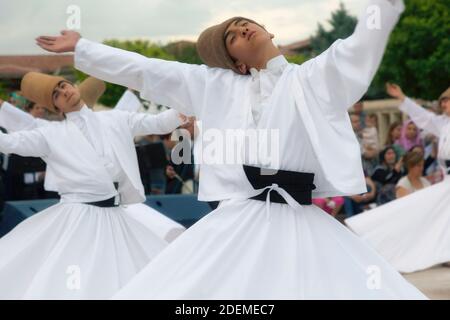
[74, 0, 404, 199]
[0, 107, 182, 204]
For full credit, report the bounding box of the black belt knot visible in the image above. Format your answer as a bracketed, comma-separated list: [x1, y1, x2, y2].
[243, 165, 316, 205]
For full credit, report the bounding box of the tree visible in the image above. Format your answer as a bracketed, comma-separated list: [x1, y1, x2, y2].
[286, 54, 308, 65]
[0, 81, 8, 102]
[164, 41, 202, 64]
[310, 2, 357, 56]
[373, 0, 450, 100]
[75, 39, 175, 106]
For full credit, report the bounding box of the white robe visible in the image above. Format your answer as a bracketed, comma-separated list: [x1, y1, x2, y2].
[0, 107, 184, 299]
[75, 0, 425, 299]
[345, 98, 450, 273]
[0, 96, 185, 243]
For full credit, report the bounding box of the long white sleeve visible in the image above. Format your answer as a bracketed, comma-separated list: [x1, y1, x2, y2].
[0, 129, 50, 158]
[399, 97, 447, 137]
[75, 39, 210, 117]
[124, 109, 182, 137]
[301, 0, 404, 112]
[0, 101, 50, 132]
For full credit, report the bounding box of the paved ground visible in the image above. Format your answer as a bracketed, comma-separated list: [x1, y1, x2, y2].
[403, 265, 450, 300]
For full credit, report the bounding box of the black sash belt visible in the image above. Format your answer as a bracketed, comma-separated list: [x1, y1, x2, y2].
[243, 165, 316, 205]
[84, 182, 120, 208]
[446, 160, 450, 173]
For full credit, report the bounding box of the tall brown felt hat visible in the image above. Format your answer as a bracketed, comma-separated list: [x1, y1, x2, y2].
[20, 72, 65, 112]
[78, 77, 106, 108]
[196, 17, 258, 74]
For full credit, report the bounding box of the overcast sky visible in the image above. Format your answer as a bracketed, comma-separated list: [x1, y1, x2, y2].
[0, 0, 366, 55]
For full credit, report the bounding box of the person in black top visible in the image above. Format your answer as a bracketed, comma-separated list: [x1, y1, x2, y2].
[371, 146, 404, 205]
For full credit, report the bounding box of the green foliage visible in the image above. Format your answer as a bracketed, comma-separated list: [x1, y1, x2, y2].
[164, 41, 202, 64]
[310, 2, 357, 56]
[286, 54, 308, 65]
[74, 39, 176, 107]
[309, 0, 449, 100]
[373, 0, 450, 100]
[0, 81, 8, 101]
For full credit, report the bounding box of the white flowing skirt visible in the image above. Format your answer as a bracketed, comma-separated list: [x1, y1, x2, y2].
[346, 177, 450, 273]
[114, 198, 427, 299]
[0, 202, 170, 299]
[123, 203, 185, 242]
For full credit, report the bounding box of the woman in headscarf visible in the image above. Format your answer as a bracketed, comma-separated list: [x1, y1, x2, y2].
[395, 120, 423, 152]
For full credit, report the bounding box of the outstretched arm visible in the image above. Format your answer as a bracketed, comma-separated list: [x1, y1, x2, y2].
[300, 0, 405, 112]
[386, 83, 446, 137]
[0, 129, 50, 158]
[125, 109, 186, 137]
[36, 31, 209, 117]
[0, 101, 50, 133]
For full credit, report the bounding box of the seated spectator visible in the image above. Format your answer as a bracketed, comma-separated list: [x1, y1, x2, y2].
[361, 113, 380, 175]
[350, 112, 378, 176]
[395, 120, 423, 152]
[396, 151, 431, 198]
[352, 101, 366, 129]
[408, 144, 437, 178]
[371, 146, 404, 205]
[25, 102, 46, 119]
[384, 121, 405, 158]
[162, 117, 197, 194]
[362, 114, 380, 151]
[312, 197, 344, 217]
[344, 174, 377, 217]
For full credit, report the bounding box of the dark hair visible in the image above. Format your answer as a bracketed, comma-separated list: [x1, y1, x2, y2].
[24, 101, 36, 112]
[408, 145, 424, 153]
[403, 151, 424, 170]
[385, 121, 402, 146]
[379, 145, 397, 164]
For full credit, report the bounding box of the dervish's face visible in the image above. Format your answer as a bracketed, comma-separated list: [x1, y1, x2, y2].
[52, 81, 81, 113]
[224, 18, 274, 74]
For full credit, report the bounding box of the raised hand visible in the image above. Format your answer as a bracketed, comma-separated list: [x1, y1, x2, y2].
[179, 114, 195, 128]
[386, 82, 406, 101]
[394, 156, 404, 173]
[36, 30, 81, 53]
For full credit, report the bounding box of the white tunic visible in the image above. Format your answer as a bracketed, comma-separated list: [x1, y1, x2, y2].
[76, 0, 426, 299]
[64, 106, 125, 203]
[0, 89, 140, 189]
[0, 99, 186, 242]
[74, 0, 406, 203]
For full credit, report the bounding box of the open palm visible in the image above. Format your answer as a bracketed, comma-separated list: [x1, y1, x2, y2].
[36, 30, 81, 53]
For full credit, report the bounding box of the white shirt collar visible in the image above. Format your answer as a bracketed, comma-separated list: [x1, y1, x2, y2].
[66, 104, 91, 120]
[249, 55, 289, 78]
